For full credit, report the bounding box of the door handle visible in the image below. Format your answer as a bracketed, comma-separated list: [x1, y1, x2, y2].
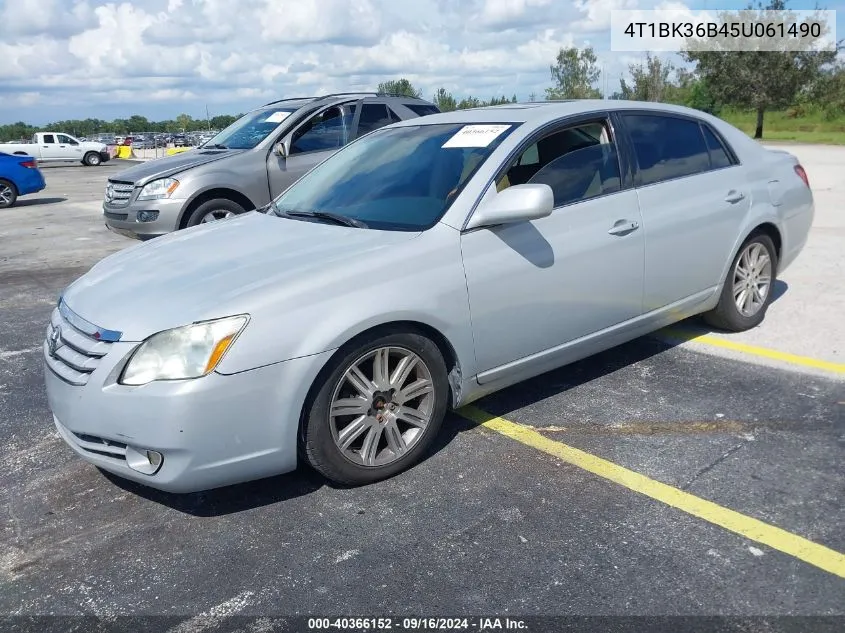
[725, 190, 745, 203]
[608, 220, 640, 236]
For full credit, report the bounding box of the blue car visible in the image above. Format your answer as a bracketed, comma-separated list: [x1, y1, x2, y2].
[0, 151, 47, 208]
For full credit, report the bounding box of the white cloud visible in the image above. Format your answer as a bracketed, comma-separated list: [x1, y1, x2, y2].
[0, 0, 697, 123]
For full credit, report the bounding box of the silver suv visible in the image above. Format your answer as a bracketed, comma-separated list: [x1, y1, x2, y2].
[102, 92, 440, 239]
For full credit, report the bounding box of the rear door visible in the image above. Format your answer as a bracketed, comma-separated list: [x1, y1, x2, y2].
[39, 134, 63, 160]
[267, 102, 357, 197]
[617, 112, 749, 311]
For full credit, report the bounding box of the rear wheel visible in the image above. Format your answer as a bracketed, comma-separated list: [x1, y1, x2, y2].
[302, 331, 449, 485]
[703, 233, 778, 332]
[83, 152, 101, 166]
[186, 198, 245, 227]
[0, 179, 17, 208]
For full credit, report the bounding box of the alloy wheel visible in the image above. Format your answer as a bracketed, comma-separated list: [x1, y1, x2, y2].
[200, 209, 235, 223]
[329, 346, 435, 467]
[0, 184, 13, 207]
[732, 242, 772, 317]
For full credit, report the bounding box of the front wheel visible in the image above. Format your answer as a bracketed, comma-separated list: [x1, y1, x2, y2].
[302, 331, 449, 485]
[0, 179, 18, 208]
[186, 198, 245, 227]
[703, 233, 778, 332]
[83, 152, 101, 166]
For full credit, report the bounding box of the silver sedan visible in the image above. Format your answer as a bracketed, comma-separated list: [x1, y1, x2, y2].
[43, 100, 813, 493]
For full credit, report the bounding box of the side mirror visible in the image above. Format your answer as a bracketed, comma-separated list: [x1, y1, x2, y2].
[465, 183, 554, 230]
[273, 141, 287, 158]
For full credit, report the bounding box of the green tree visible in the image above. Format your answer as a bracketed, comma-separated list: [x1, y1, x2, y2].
[432, 87, 457, 111]
[175, 113, 192, 132]
[545, 46, 602, 100]
[619, 53, 675, 102]
[456, 96, 483, 109]
[682, 0, 838, 138]
[377, 78, 422, 98]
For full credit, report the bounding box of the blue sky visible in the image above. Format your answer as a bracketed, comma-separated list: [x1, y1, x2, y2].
[0, 0, 841, 125]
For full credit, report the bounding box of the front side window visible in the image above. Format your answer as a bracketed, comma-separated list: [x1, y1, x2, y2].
[273, 123, 517, 231]
[623, 114, 711, 186]
[202, 108, 296, 150]
[291, 105, 355, 154]
[496, 120, 620, 207]
[57, 134, 78, 145]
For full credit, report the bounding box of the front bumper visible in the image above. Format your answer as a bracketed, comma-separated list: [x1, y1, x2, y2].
[103, 196, 186, 240]
[44, 339, 334, 493]
[99, 150, 111, 163]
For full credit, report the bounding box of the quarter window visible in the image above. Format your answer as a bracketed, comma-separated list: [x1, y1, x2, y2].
[701, 124, 734, 169]
[497, 120, 621, 208]
[623, 114, 711, 186]
[404, 104, 440, 117]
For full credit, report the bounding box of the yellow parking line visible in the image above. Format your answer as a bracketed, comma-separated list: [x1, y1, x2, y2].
[659, 327, 845, 375]
[457, 405, 845, 579]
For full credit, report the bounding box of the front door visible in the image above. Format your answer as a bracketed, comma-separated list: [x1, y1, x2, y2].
[56, 134, 84, 160]
[267, 103, 357, 198]
[460, 118, 646, 379]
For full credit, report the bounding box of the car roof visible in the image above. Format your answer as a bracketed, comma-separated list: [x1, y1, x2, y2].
[388, 99, 718, 127]
[255, 93, 435, 114]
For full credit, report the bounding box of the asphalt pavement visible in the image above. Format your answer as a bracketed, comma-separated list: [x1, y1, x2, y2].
[1, 159, 843, 626]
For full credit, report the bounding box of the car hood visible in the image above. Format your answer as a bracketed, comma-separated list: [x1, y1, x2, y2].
[61, 212, 420, 341]
[110, 149, 243, 185]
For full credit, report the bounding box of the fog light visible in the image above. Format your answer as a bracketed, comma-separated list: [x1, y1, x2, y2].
[137, 211, 159, 223]
[126, 445, 164, 475]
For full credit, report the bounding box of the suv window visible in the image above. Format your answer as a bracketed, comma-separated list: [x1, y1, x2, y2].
[404, 104, 440, 117]
[497, 120, 621, 207]
[701, 124, 734, 169]
[356, 104, 395, 137]
[291, 105, 354, 154]
[42, 134, 56, 144]
[623, 114, 711, 186]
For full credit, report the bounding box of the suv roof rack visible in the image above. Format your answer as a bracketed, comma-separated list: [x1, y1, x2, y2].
[263, 92, 427, 107]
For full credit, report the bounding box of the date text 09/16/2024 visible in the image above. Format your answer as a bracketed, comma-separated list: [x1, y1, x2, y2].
[307, 617, 528, 630]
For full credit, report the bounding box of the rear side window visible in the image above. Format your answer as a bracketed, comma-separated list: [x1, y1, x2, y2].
[701, 124, 734, 169]
[356, 104, 395, 136]
[623, 114, 710, 186]
[42, 134, 56, 144]
[405, 104, 441, 117]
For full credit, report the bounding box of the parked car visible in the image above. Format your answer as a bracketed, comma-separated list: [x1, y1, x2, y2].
[102, 92, 441, 239]
[132, 136, 156, 149]
[44, 100, 813, 493]
[0, 151, 46, 208]
[172, 134, 188, 147]
[3, 133, 109, 166]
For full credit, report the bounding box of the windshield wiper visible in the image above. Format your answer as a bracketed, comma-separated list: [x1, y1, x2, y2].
[204, 143, 228, 149]
[278, 208, 368, 228]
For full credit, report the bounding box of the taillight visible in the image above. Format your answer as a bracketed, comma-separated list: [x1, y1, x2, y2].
[794, 164, 810, 188]
[20, 160, 37, 169]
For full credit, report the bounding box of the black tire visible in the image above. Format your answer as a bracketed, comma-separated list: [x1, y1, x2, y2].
[185, 198, 245, 227]
[83, 151, 101, 166]
[0, 178, 18, 209]
[302, 330, 449, 486]
[703, 232, 778, 332]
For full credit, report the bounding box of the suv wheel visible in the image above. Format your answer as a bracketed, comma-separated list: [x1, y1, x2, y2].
[186, 199, 245, 226]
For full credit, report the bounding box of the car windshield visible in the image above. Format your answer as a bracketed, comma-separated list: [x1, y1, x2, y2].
[202, 108, 297, 150]
[273, 122, 517, 231]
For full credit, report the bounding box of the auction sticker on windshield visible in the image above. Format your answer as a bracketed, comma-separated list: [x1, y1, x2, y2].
[265, 111, 291, 123]
[442, 124, 511, 148]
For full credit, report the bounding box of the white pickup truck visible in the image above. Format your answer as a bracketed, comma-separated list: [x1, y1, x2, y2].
[3, 133, 110, 166]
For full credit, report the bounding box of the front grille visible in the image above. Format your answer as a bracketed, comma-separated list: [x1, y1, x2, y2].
[104, 211, 129, 221]
[105, 180, 135, 208]
[43, 307, 113, 386]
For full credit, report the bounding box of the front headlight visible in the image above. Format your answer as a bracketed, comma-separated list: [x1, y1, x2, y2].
[137, 177, 179, 201]
[120, 315, 248, 386]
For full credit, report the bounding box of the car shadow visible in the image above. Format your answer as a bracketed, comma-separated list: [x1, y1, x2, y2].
[11, 197, 67, 207]
[100, 280, 790, 516]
